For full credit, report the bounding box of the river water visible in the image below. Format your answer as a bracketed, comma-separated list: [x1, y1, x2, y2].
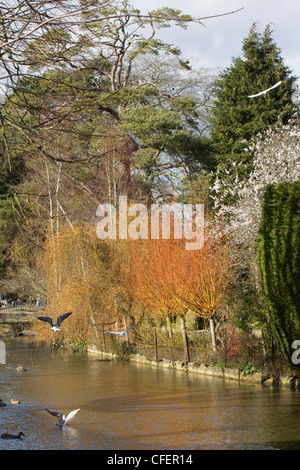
[1, 338, 300, 451]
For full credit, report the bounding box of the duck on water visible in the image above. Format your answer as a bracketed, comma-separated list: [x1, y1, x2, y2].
[1, 432, 25, 439]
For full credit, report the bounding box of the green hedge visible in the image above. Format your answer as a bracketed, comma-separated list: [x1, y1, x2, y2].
[258, 180, 300, 362]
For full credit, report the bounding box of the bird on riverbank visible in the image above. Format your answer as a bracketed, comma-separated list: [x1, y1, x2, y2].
[37, 311, 72, 331]
[45, 408, 80, 427]
[1, 432, 25, 439]
[104, 323, 139, 338]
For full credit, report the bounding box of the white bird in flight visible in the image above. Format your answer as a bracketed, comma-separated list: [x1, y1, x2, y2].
[45, 408, 80, 427]
[104, 323, 139, 338]
[248, 80, 282, 98]
[37, 311, 72, 331]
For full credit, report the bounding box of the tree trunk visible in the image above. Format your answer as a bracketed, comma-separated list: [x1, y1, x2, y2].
[166, 317, 174, 361]
[209, 317, 217, 351]
[119, 147, 133, 199]
[153, 328, 158, 362]
[123, 315, 128, 342]
[180, 316, 190, 364]
[102, 326, 106, 352]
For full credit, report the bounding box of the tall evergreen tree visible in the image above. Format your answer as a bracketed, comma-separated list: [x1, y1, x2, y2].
[210, 23, 297, 181]
[258, 181, 300, 362]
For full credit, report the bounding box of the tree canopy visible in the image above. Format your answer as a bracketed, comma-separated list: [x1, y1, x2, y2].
[210, 23, 297, 181]
[0, 0, 220, 294]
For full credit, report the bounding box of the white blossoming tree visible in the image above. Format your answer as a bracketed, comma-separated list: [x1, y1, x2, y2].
[210, 117, 300, 249]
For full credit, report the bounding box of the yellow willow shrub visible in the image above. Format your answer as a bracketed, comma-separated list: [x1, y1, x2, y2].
[122, 221, 236, 321]
[33, 223, 122, 346]
[123, 238, 185, 319]
[122, 223, 237, 350]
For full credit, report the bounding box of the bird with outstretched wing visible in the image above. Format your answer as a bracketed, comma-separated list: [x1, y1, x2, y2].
[38, 311, 72, 331]
[248, 80, 282, 98]
[104, 323, 139, 338]
[45, 408, 80, 427]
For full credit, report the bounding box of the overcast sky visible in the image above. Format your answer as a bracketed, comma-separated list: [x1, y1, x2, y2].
[131, 0, 300, 84]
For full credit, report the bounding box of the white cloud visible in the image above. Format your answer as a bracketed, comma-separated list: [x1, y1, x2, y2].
[132, 0, 300, 78]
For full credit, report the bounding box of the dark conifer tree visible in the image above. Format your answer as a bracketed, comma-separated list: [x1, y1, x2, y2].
[258, 181, 300, 362]
[210, 23, 297, 181]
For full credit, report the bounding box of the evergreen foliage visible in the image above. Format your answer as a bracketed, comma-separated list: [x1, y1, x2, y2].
[210, 23, 297, 181]
[258, 181, 300, 362]
[0, 116, 27, 277]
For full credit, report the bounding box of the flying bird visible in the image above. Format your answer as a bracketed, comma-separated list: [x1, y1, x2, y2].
[104, 323, 139, 338]
[37, 311, 72, 331]
[248, 80, 282, 98]
[45, 408, 80, 427]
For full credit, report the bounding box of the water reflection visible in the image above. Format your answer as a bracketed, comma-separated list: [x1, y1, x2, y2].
[1, 338, 300, 450]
